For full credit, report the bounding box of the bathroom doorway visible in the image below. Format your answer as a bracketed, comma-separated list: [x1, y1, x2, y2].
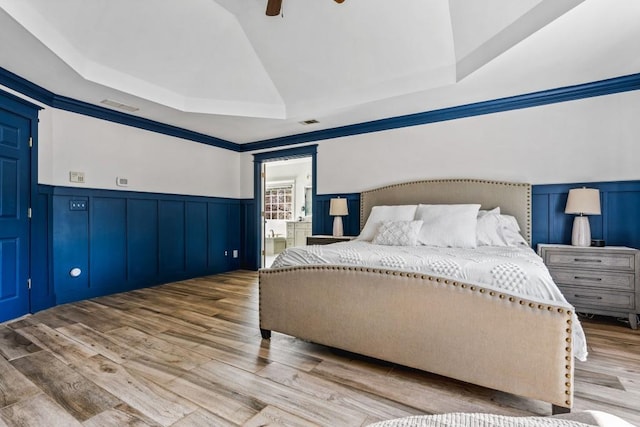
[262, 157, 313, 267]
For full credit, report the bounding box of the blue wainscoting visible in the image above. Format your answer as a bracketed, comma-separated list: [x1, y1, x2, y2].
[48, 186, 242, 304]
[313, 194, 361, 237]
[314, 181, 640, 251]
[31, 186, 55, 312]
[240, 199, 258, 270]
[532, 180, 640, 250]
[41, 180, 638, 307]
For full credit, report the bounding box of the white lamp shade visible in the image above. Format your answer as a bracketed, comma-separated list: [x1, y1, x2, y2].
[329, 198, 348, 216]
[565, 188, 601, 215]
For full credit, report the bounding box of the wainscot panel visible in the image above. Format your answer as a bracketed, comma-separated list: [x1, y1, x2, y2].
[314, 193, 361, 237]
[532, 181, 640, 250]
[240, 199, 258, 270]
[31, 186, 55, 312]
[50, 186, 242, 304]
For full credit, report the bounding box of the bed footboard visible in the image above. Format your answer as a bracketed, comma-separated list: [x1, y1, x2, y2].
[259, 265, 574, 411]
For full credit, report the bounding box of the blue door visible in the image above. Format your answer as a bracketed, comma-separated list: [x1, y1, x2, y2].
[0, 108, 30, 322]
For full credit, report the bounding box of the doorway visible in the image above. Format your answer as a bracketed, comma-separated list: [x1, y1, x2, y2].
[263, 157, 313, 267]
[253, 145, 317, 269]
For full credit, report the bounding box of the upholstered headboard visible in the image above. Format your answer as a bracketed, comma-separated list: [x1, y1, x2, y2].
[360, 179, 532, 245]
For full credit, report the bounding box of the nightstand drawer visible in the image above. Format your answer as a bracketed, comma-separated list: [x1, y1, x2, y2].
[560, 286, 635, 310]
[544, 250, 635, 271]
[549, 269, 635, 291]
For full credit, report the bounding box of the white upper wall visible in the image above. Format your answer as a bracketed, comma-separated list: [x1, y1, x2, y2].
[4, 81, 638, 201]
[240, 89, 640, 197]
[1, 83, 242, 198]
[46, 109, 241, 198]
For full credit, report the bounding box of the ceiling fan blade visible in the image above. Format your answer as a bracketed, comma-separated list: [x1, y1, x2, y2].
[266, 0, 282, 16]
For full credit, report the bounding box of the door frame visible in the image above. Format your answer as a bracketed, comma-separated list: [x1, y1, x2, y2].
[0, 88, 42, 318]
[253, 145, 317, 269]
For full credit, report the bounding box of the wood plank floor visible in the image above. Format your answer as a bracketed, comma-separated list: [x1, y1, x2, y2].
[1, 271, 638, 426]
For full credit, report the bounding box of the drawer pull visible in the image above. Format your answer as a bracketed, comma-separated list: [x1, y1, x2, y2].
[574, 258, 601, 263]
[573, 294, 603, 300]
[574, 276, 602, 281]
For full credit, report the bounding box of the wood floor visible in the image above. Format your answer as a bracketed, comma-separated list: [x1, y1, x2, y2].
[0, 271, 638, 427]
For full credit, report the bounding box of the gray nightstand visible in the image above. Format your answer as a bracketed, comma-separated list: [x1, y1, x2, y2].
[538, 244, 639, 329]
[306, 235, 355, 245]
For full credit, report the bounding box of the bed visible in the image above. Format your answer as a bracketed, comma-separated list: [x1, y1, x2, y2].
[259, 179, 583, 414]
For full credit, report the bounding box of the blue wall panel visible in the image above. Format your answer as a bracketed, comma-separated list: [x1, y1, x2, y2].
[31, 187, 54, 312]
[128, 199, 159, 285]
[186, 201, 208, 274]
[531, 193, 550, 247]
[606, 191, 640, 248]
[159, 200, 186, 276]
[240, 199, 257, 270]
[208, 202, 228, 273]
[90, 197, 127, 294]
[228, 203, 241, 271]
[53, 195, 89, 303]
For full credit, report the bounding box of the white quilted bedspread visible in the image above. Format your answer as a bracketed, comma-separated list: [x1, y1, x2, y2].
[367, 413, 594, 427]
[271, 241, 587, 361]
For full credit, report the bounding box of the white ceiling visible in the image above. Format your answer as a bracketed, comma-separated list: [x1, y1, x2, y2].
[0, 0, 639, 145]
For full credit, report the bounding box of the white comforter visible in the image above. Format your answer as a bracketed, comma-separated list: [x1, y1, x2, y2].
[272, 241, 588, 361]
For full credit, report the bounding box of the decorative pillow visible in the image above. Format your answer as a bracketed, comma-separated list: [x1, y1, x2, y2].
[414, 204, 481, 248]
[476, 207, 506, 246]
[357, 205, 418, 241]
[372, 220, 423, 246]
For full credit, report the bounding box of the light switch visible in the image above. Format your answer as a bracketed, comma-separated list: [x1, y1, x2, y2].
[69, 200, 87, 211]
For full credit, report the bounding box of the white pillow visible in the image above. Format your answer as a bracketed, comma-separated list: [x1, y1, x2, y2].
[372, 220, 423, 246]
[476, 211, 529, 247]
[499, 214, 521, 231]
[477, 207, 506, 246]
[357, 205, 418, 241]
[414, 204, 481, 248]
[499, 214, 529, 247]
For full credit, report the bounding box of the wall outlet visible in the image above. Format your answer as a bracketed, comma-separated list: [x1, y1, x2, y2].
[116, 177, 128, 187]
[69, 171, 85, 183]
[224, 250, 228, 256]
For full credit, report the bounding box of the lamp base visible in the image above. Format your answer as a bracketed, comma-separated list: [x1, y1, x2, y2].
[332, 216, 344, 237]
[571, 216, 591, 247]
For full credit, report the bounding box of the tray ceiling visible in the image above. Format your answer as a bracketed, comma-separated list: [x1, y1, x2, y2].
[0, 0, 639, 144]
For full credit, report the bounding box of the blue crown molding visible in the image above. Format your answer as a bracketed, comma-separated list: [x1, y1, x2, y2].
[0, 84, 42, 115]
[2, 65, 640, 154]
[0, 67, 240, 152]
[239, 72, 640, 152]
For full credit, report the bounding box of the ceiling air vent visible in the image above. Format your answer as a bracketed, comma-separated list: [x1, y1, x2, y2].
[299, 119, 319, 125]
[100, 99, 140, 112]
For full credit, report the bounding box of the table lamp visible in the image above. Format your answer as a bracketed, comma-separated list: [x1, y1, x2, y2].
[565, 187, 601, 247]
[329, 197, 348, 237]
